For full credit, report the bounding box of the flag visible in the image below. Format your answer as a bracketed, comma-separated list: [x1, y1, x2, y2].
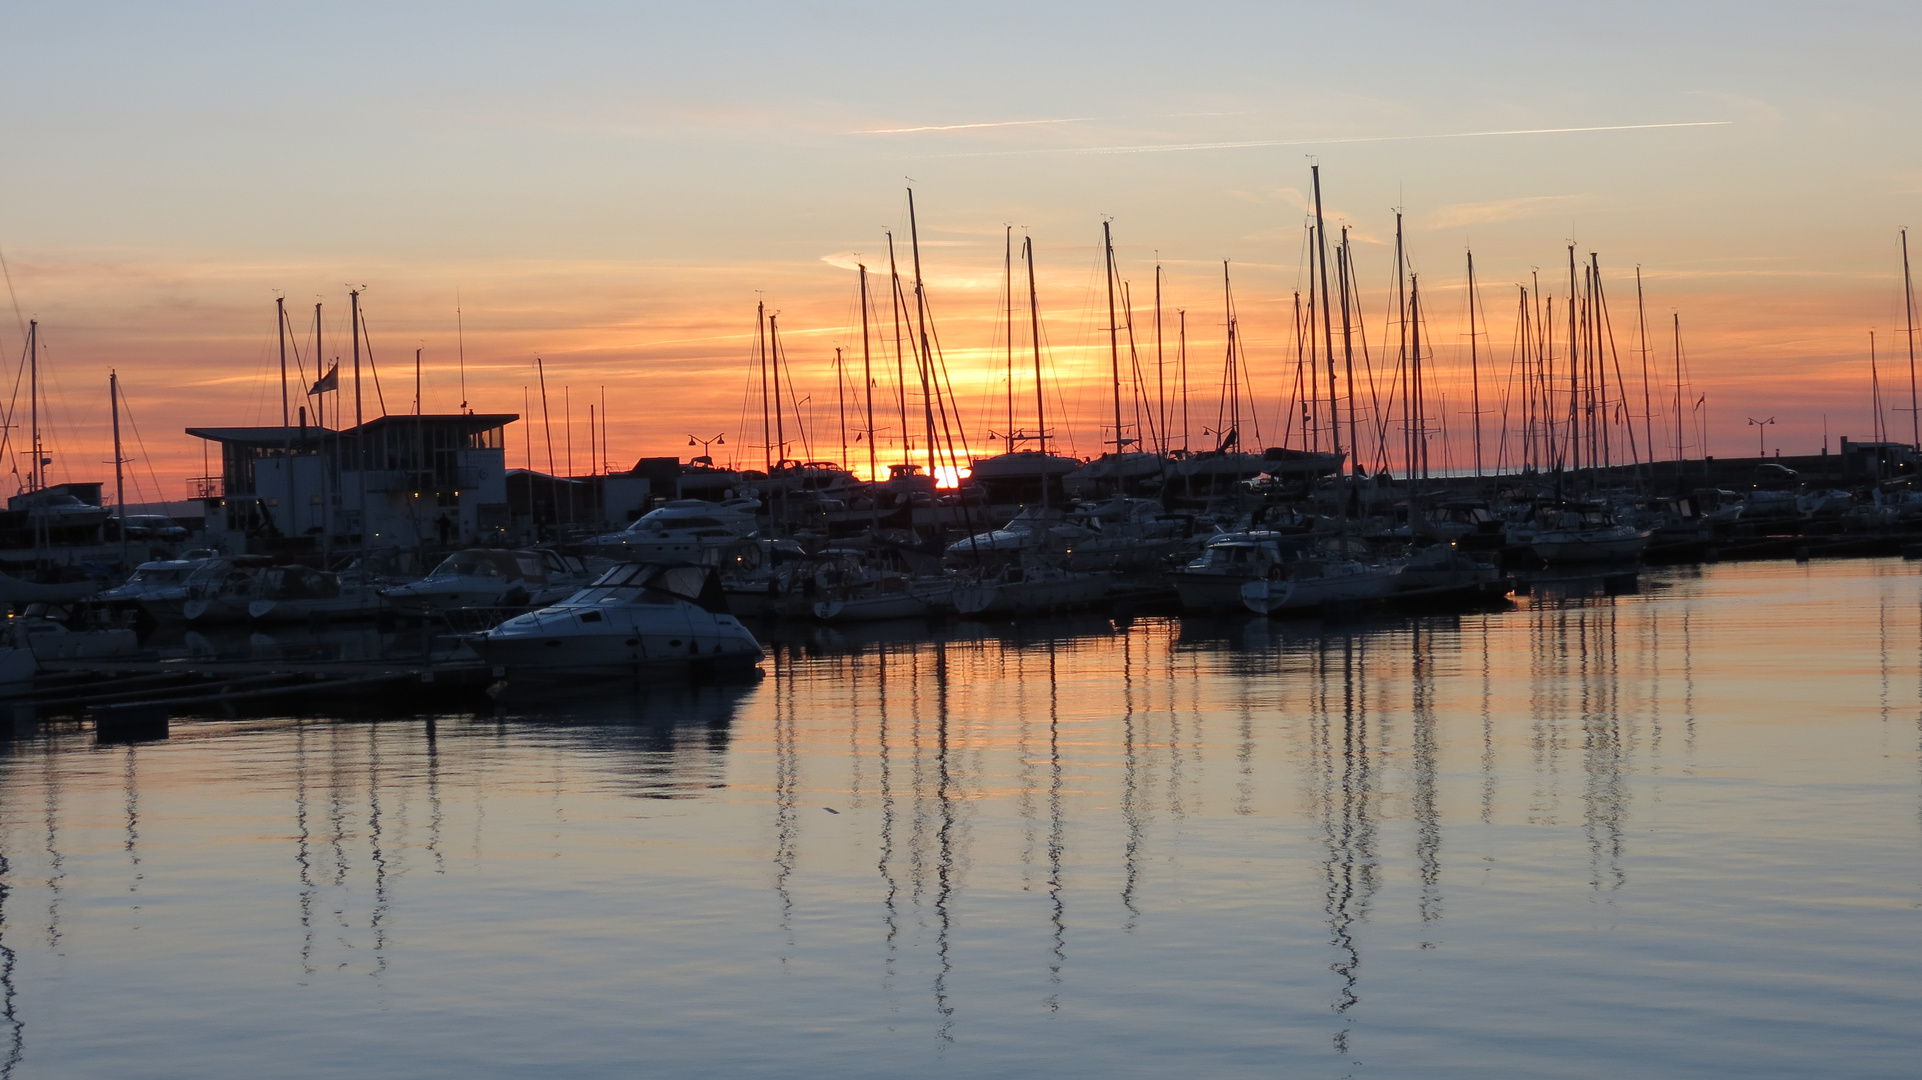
[308, 363, 338, 396]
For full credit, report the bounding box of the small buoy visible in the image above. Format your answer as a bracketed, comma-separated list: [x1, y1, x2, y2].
[1794, 545, 1811, 563]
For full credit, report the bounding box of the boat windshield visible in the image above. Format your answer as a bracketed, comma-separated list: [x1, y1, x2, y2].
[126, 567, 188, 585]
[564, 563, 730, 613]
[429, 552, 505, 578]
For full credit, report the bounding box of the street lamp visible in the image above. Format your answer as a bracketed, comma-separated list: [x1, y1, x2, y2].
[1746, 416, 1775, 458]
[686, 433, 725, 465]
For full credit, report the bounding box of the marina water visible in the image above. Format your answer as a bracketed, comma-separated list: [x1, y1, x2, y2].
[0, 557, 1918, 1078]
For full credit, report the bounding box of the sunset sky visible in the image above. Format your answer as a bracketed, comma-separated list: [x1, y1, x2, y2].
[3, 1, 1920, 500]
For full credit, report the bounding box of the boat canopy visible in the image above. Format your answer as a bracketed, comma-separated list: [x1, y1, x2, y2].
[572, 563, 731, 615]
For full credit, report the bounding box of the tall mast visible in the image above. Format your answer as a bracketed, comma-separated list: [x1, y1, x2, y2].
[1306, 226, 1320, 453]
[757, 300, 770, 472]
[1103, 220, 1124, 454]
[351, 288, 363, 450]
[1411, 273, 1426, 488]
[1590, 253, 1610, 473]
[536, 356, 557, 479]
[1673, 313, 1685, 473]
[1025, 235, 1048, 509]
[1871, 330, 1885, 444]
[886, 231, 909, 467]
[906, 190, 938, 477]
[1178, 309, 1189, 453]
[1223, 261, 1239, 444]
[1154, 262, 1165, 456]
[1636, 266, 1655, 471]
[1395, 213, 1409, 481]
[316, 302, 329, 557]
[860, 264, 877, 482]
[1339, 227, 1360, 483]
[1518, 286, 1533, 471]
[1904, 229, 1919, 449]
[27, 319, 37, 492]
[770, 313, 787, 467]
[279, 299, 295, 531]
[111, 370, 125, 567]
[1003, 225, 1015, 444]
[277, 296, 290, 428]
[1310, 165, 1343, 484]
[1467, 250, 1483, 479]
[834, 347, 847, 468]
[1566, 245, 1580, 480]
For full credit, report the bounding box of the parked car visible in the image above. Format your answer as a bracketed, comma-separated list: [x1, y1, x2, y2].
[121, 514, 189, 541]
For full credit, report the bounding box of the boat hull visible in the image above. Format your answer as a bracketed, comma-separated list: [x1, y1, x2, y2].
[1241, 567, 1399, 615]
[953, 573, 1108, 617]
[1529, 529, 1652, 564]
[814, 594, 933, 622]
[1171, 573, 1258, 613]
[469, 604, 764, 681]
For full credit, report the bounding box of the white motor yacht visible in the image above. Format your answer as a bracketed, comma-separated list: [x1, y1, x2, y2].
[380, 548, 593, 616]
[1169, 532, 1310, 612]
[1240, 558, 1400, 616]
[1528, 508, 1652, 564]
[1062, 495, 1185, 572]
[1393, 542, 1505, 598]
[584, 498, 762, 562]
[98, 554, 221, 610]
[245, 565, 388, 624]
[942, 506, 1088, 566]
[810, 549, 954, 621]
[468, 563, 764, 680]
[145, 557, 268, 623]
[952, 561, 1109, 617]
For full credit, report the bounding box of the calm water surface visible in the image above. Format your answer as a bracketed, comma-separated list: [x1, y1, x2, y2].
[1, 559, 1919, 1078]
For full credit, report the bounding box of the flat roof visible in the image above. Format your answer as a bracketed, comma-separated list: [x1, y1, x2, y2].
[185, 426, 338, 446]
[187, 413, 518, 446]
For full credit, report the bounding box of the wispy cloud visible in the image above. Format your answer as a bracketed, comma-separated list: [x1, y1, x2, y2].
[1426, 194, 1587, 231]
[851, 117, 1093, 135]
[944, 120, 1732, 157]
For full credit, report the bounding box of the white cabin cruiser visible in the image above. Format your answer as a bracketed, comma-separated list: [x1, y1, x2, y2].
[468, 563, 764, 680]
[1527, 507, 1652, 564]
[0, 605, 139, 696]
[951, 561, 1108, 617]
[584, 499, 762, 562]
[245, 565, 388, 624]
[1240, 558, 1400, 616]
[1169, 532, 1310, 612]
[810, 549, 953, 622]
[98, 553, 223, 610]
[380, 548, 592, 616]
[144, 557, 269, 623]
[1062, 495, 1185, 572]
[942, 506, 1089, 566]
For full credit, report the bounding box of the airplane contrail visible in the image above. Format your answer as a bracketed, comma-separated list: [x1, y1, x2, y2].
[939, 120, 1732, 156]
[852, 117, 1095, 135]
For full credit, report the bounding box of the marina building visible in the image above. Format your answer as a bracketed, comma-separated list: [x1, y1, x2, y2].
[188, 413, 518, 551]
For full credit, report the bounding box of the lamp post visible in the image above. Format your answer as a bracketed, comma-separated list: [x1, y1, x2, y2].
[1746, 416, 1775, 458]
[686, 433, 725, 466]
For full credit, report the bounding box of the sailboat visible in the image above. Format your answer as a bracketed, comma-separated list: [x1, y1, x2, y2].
[1176, 262, 1339, 496]
[6, 321, 113, 544]
[1062, 222, 1168, 497]
[947, 234, 1110, 616]
[967, 226, 1083, 506]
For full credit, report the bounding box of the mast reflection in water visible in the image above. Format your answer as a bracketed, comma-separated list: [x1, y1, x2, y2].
[0, 560, 1918, 1077]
